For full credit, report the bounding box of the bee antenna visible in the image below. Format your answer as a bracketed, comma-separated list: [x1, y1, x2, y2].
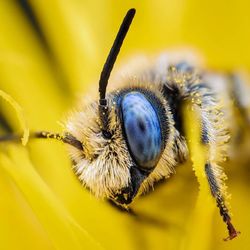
[0, 131, 83, 151]
[99, 8, 136, 100]
[98, 8, 136, 135]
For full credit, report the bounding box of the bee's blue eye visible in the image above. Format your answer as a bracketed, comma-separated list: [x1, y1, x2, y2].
[121, 92, 163, 169]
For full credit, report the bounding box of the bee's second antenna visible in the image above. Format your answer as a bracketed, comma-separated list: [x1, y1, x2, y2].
[0, 131, 83, 151]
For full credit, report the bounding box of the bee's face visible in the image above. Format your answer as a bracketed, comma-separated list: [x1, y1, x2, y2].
[65, 85, 170, 205]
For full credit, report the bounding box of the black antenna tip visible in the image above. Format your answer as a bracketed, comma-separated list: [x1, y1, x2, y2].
[128, 8, 136, 16]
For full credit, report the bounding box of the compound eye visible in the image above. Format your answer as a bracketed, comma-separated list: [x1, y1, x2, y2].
[121, 92, 163, 169]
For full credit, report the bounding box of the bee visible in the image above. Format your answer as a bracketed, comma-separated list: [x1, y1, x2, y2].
[1, 8, 247, 241]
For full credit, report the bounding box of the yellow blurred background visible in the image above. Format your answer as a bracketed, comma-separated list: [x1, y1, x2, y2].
[0, 0, 249, 249]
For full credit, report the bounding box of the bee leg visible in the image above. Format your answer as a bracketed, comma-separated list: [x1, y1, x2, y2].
[166, 65, 241, 239]
[205, 162, 240, 240]
[199, 107, 239, 240]
[181, 80, 239, 239]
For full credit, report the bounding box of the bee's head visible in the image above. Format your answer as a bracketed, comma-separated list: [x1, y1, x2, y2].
[66, 86, 168, 205]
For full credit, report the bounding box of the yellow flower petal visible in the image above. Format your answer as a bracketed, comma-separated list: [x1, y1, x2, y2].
[0, 90, 29, 145]
[0, 146, 102, 250]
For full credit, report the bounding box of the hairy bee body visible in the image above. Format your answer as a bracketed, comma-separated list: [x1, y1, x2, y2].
[65, 52, 249, 207]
